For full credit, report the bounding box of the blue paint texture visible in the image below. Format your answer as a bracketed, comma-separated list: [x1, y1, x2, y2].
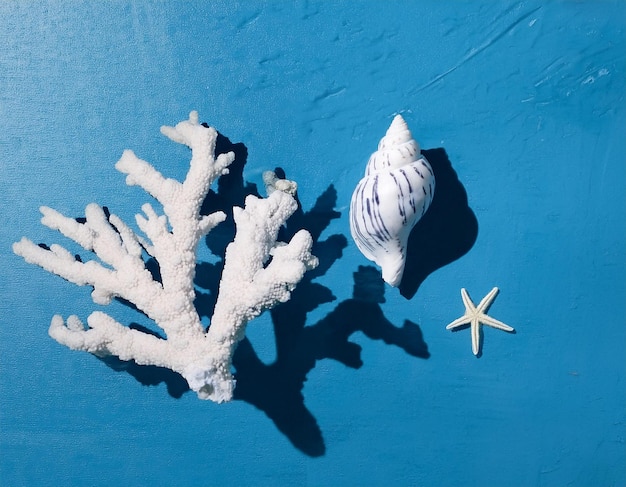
[1, 2, 624, 486]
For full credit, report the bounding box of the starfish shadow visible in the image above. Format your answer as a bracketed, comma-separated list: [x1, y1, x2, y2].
[447, 325, 517, 358]
[399, 148, 478, 298]
[446, 323, 486, 358]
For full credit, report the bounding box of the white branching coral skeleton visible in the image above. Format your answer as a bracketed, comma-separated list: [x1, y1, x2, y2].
[13, 111, 318, 403]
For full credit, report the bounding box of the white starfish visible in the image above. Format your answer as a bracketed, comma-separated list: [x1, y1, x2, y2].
[446, 287, 514, 356]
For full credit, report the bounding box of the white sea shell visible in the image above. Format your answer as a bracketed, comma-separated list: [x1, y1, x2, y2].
[349, 115, 435, 286]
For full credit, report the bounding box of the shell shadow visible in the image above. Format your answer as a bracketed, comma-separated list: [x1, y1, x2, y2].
[398, 148, 478, 299]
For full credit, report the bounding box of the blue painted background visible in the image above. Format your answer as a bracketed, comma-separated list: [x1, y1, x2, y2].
[1, 2, 624, 486]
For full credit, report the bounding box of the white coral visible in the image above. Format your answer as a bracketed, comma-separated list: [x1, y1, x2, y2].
[13, 111, 318, 403]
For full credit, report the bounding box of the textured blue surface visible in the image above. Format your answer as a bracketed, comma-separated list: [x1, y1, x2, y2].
[1, 2, 624, 486]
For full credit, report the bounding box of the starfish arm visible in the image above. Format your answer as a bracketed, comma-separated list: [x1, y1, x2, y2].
[480, 314, 514, 332]
[477, 287, 499, 313]
[460, 288, 476, 312]
[446, 315, 471, 330]
[471, 319, 481, 355]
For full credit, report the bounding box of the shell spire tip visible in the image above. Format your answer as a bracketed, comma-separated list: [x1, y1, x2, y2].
[388, 114, 408, 133]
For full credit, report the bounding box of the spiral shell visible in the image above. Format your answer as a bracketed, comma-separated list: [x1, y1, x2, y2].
[349, 115, 435, 286]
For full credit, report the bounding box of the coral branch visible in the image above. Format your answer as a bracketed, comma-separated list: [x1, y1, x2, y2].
[49, 313, 171, 362]
[115, 150, 180, 207]
[13, 112, 317, 403]
[190, 186, 318, 402]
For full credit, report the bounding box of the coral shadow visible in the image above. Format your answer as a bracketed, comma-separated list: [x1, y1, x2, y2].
[232, 265, 430, 457]
[98, 357, 189, 399]
[101, 135, 432, 458]
[399, 148, 478, 299]
[98, 323, 189, 398]
[197, 154, 431, 457]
